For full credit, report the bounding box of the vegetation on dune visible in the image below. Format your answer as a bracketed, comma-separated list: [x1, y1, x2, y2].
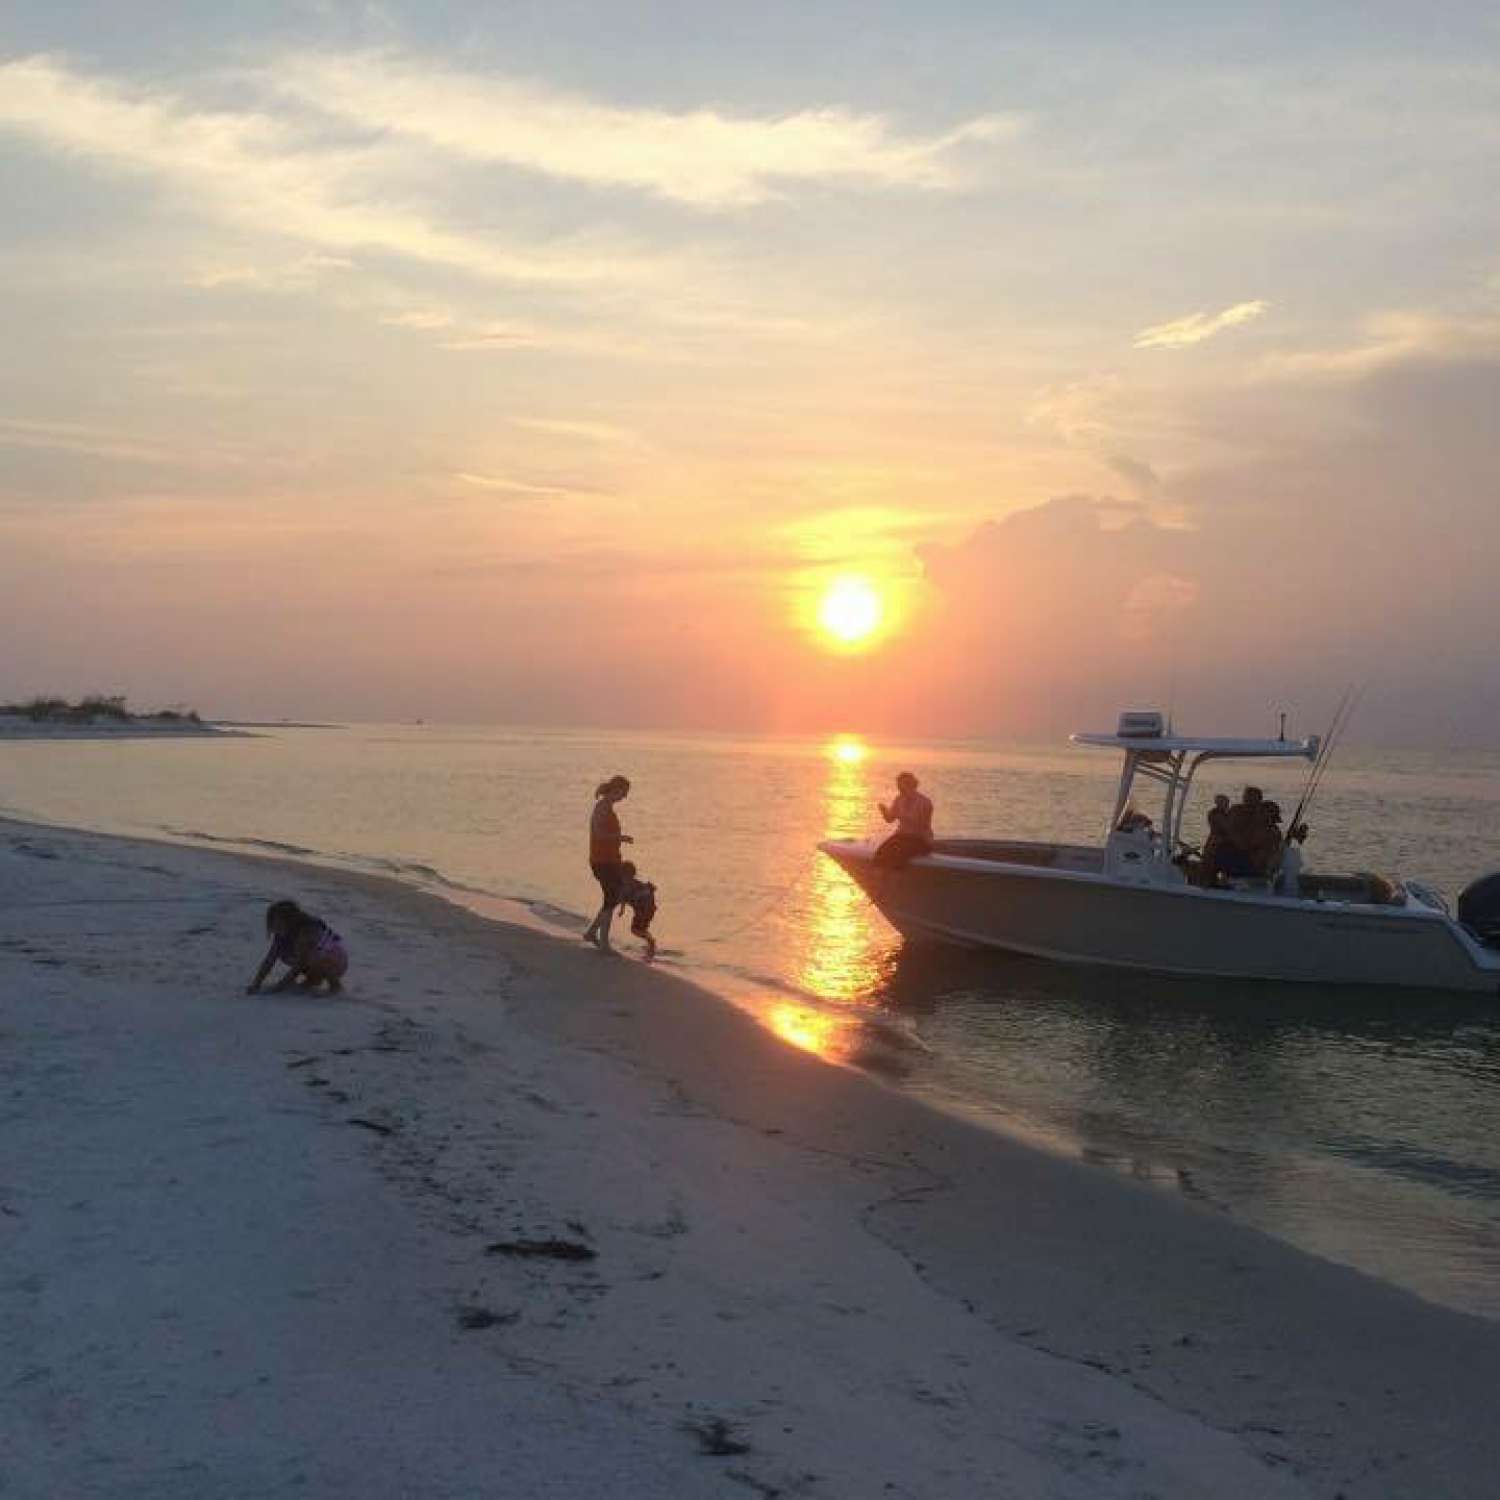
[0, 695, 203, 724]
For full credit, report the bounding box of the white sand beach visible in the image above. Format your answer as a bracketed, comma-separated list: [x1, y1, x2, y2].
[4, 817, 1499, 1499]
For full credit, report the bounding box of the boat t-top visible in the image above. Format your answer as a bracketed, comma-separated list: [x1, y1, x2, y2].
[820, 711, 1500, 993]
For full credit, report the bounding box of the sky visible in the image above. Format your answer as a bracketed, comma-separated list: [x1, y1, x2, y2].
[1, 1, 1497, 742]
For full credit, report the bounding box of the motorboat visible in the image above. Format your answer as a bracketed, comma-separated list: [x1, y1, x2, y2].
[820, 711, 1500, 993]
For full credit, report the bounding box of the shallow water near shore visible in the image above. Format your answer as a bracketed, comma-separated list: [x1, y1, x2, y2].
[4, 722, 1499, 1318]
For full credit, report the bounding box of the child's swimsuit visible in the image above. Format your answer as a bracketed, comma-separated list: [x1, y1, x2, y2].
[625, 881, 657, 936]
[276, 919, 348, 976]
[311, 926, 349, 976]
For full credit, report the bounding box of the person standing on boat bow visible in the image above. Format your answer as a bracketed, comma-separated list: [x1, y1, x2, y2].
[583, 775, 633, 951]
[875, 772, 934, 869]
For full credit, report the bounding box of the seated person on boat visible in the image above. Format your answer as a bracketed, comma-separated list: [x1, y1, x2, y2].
[1197, 794, 1231, 881]
[1202, 788, 1283, 884]
[875, 772, 935, 868]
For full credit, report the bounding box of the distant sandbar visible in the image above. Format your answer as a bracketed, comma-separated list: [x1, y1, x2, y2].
[0, 714, 241, 740]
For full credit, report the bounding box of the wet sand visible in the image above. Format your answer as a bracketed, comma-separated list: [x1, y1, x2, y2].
[3, 816, 1497, 1497]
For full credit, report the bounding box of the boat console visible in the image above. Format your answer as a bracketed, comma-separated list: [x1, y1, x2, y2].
[1104, 826, 1185, 884]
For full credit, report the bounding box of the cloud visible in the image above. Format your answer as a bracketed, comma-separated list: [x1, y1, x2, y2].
[1025, 372, 1124, 442]
[357, 296, 656, 356]
[509, 416, 642, 446]
[185, 252, 354, 291]
[1120, 572, 1199, 642]
[909, 346, 1500, 728]
[438, 324, 582, 353]
[1254, 311, 1500, 383]
[379, 308, 455, 331]
[1105, 453, 1161, 493]
[453, 472, 573, 497]
[0, 52, 1018, 367]
[0, 55, 670, 288]
[1135, 300, 1269, 350]
[885, 496, 1207, 729]
[0, 417, 183, 466]
[938, 337, 1500, 739]
[432, 543, 797, 581]
[269, 51, 1020, 209]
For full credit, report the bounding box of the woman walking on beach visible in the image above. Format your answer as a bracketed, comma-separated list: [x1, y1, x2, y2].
[583, 775, 632, 951]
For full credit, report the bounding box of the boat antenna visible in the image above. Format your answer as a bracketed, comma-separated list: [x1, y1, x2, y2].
[1287, 684, 1363, 843]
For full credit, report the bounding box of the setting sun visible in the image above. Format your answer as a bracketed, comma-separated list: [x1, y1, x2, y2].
[827, 734, 867, 764]
[818, 577, 883, 646]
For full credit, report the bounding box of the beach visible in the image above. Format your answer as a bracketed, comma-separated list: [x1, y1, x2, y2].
[4, 817, 1499, 1498]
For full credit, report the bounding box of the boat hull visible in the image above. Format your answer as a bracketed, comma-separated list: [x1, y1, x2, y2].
[821, 841, 1500, 994]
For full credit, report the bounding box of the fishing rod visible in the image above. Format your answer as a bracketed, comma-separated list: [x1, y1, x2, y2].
[1286, 693, 1349, 840]
[1286, 684, 1363, 843]
[1310, 685, 1363, 808]
[1285, 689, 1345, 831]
[693, 859, 817, 946]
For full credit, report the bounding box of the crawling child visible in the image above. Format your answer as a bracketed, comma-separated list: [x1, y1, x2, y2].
[247, 899, 349, 994]
[616, 861, 658, 962]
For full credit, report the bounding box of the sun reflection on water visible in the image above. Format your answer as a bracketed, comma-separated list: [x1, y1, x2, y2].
[788, 737, 892, 1005]
[767, 1002, 847, 1060]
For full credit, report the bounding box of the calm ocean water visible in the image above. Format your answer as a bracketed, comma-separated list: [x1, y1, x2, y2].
[4, 723, 1499, 1318]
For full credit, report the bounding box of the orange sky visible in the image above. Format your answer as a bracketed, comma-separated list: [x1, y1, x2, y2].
[2, 11, 1498, 742]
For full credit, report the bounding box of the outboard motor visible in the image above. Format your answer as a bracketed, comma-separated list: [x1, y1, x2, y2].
[1457, 872, 1500, 947]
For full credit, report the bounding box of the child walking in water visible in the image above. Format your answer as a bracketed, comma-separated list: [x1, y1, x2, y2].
[616, 861, 658, 962]
[247, 900, 349, 994]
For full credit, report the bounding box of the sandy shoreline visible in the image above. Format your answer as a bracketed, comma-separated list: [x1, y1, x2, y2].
[4, 817, 1498, 1497]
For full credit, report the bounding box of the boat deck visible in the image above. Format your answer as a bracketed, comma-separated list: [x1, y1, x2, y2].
[930, 839, 1104, 873]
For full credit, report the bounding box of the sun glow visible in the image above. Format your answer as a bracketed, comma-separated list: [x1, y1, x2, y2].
[767, 1003, 845, 1059]
[817, 577, 883, 646]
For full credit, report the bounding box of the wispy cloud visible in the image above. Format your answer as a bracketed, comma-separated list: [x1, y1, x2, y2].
[437, 323, 582, 353]
[0, 416, 184, 465]
[1254, 311, 1500, 382]
[366, 301, 680, 361]
[0, 51, 994, 364]
[270, 51, 1019, 209]
[185, 253, 354, 291]
[453, 471, 573, 497]
[1025, 372, 1123, 442]
[509, 416, 642, 446]
[379, 308, 455, 331]
[1135, 300, 1269, 349]
[0, 55, 670, 288]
